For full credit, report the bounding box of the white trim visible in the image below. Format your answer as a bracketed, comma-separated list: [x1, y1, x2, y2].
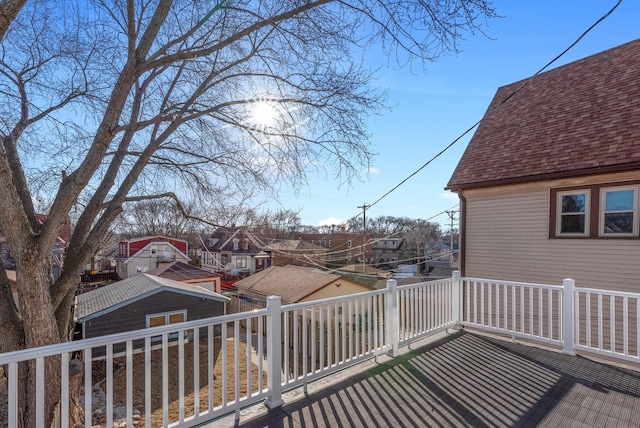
[556, 189, 590, 237]
[599, 185, 639, 237]
[146, 310, 187, 328]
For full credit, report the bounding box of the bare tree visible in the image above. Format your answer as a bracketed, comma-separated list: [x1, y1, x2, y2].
[0, 0, 497, 424]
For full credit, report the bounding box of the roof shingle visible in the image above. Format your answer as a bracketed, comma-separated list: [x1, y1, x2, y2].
[447, 39, 640, 190]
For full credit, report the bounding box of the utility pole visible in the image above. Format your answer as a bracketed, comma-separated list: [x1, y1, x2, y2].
[357, 203, 370, 272]
[446, 210, 458, 267]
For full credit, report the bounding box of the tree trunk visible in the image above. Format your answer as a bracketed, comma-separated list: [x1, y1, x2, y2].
[14, 243, 63, 427]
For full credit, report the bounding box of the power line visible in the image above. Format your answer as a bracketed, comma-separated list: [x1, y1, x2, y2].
[363, 0, 622, 213]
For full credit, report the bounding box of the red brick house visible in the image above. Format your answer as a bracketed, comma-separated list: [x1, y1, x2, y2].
[294, 232, 371, 268]
[446, 39, 640, 292]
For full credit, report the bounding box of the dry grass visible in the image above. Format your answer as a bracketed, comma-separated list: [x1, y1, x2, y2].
[92, 338, 266, 426]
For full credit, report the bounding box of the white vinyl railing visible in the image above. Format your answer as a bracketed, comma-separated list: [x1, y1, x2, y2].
[0, 277, 456, 427]
[4, 272, 640, 426]
[573, 286, 640, 363]
[461, 276, 565, 347]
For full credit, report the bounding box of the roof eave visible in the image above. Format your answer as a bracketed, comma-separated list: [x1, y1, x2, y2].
[446, 162, 640, 192]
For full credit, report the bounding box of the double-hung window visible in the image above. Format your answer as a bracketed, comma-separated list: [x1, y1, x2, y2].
[556, 190, 589, 236]
[600, 186, 638, 236]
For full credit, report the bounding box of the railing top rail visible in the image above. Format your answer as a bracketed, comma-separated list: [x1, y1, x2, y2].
[574, 286, 640, 299]
[461, 276, 564, 291]
[0, 308, 268, 365]
[282, 288, 387, 312]
[398, 278, 455, 291]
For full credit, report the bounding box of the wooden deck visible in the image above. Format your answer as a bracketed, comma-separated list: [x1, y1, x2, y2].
[204, 330, 640, 427]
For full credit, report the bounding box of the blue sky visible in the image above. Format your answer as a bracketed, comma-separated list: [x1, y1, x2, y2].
[269, 1, 639, 230]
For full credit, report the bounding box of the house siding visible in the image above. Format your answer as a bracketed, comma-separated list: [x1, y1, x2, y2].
[82, 290, 225, 339]
[302, 280, 371, 302]
[462, 171, 640, 293]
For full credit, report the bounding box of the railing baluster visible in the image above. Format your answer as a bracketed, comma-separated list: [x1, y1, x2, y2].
[586, 292, 591, 347]
[611, 296, 616, 353]
[283, 312, 289, 380]
[598, 294, 603, 350]
[208, 325, 214, 411]
[327, 304, 332, 367]
[624, 296, 629, 356]
[342, 301, 347, 361]
[246, 320, 252, 399]
[8, 362, 17, 427]
[194, 328, 200, 416]
[61, 352, 69, 428]
[126, 340, 133, 425]
[162, 335, 169, 425]
[293, 309, 299, 379]
[529, 286, 534, 335]
[36, 357, 44, 428]
[311, 308, 316, 372]
[85, 348, 92, 428]
[107, 344, 114, 428]
[234, 321, 240, 404]
[337, 303, 342, 361]
[302, 307, 308, 378]
[221, 324, 227, 406]
[319, 304, 325, 371]
[258, 315, 264, 393]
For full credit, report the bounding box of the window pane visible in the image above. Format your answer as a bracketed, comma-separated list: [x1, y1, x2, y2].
[169, 313, 185, 324]
[561, 214, 585, 233]
[562, 194, 586, 213]
[605, 190, 634, 211]
[603, 212, 634, 234]
[149, 315, 165, 327]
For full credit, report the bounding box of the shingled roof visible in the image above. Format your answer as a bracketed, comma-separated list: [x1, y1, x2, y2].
[234, 266, 343, 303]
[447, 39, 640, 190]
[75, 274, 227, 321]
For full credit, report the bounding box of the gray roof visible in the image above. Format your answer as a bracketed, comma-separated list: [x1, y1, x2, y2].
[75, 273, 228, 321]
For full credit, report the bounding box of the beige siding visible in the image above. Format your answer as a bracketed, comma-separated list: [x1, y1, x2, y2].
[462, 172, 640, 293]
[302, 279, 371, 302]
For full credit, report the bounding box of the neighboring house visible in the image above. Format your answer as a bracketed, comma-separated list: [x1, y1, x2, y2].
[333, 264, 390, 289]
[293, 231, 371, 268]
[200, 228, 272, 275]
[147, 261, 223, 293]
[116, 236, 190, 279]
[370, 237, 404, 269]
[74, 274, 228, 343]
[234, 265, 373, 304]
[446, 39, 640, 292]
[265, 239, 328, 267]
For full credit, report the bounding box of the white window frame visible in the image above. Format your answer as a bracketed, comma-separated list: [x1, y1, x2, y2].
[146, 310, 187, 328]
[599, 186, 638, 237]
[556, 190, 590, 237]
[348, 240, 352, 248]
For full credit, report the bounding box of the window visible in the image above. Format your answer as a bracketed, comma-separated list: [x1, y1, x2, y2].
[236, 257, 247, 268]
[147, 311, 186, 328]
[329, 240, 332, 247]
[552, 183, 640, 239]
[147, 311, 187, 342]
[600, 187, 638, 236]
[233, 238, 239, 251]
[348, 252, 352, 260]
[556, 190, 590, 236]
[348, 240, 352, 248]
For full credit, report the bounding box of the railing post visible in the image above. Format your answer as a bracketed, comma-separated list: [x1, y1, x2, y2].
[386, 279, 399, 357]
[452, 270, 462, 329]
[265, 296, 284, 408]
[562, 278, 575, 356]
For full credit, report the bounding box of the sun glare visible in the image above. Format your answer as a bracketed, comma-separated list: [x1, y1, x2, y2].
[251, 101, 278, 128]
